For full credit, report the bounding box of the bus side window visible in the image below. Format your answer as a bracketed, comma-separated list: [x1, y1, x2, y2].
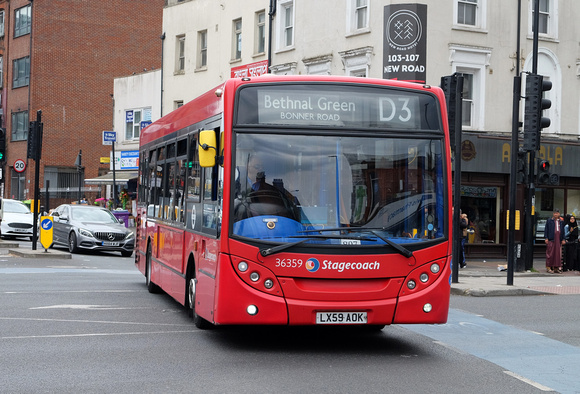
[147, 149, 159, 217]
[187, 137, 201, 201]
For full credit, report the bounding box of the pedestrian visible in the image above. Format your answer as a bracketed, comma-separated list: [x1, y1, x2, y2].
[460, 211, 469, 268]
[545, 208, 565, 273]
[564, 214, 579, 271]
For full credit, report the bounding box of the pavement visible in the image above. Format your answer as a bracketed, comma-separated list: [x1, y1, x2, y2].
[2, 240, 579, 297]
[451, 258, 580, 296]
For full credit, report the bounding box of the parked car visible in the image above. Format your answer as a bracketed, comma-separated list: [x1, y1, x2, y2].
[0, 199, 34, 241]
[51, 204, 134, 257]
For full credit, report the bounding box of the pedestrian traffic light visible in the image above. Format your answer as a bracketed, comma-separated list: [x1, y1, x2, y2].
[537, 160, 550, 184]
[536, 159, 559, 185]
[0, 127, 5, 163]
[523, 73, 552, 151]
[516, 151, 527, 184]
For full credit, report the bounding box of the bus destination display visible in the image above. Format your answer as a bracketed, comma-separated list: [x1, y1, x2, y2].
[236, 85, 440, 130]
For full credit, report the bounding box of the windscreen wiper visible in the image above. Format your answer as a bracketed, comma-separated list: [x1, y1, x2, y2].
[300, 226, 413, 258]
[259, 234, 373, 257]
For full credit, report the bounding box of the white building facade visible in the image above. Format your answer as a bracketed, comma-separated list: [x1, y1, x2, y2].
[86, 69, 162, 207]
[160, 0, 580, 257]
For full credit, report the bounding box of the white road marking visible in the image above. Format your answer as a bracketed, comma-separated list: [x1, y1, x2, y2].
[503, 371, 555, 392]
[2, 330, 198, 340]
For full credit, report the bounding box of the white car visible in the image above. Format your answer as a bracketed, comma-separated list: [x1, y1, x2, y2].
[0, 199, 34, 240]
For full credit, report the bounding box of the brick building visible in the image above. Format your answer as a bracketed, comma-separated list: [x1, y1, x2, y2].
[0, 0, 163, 205]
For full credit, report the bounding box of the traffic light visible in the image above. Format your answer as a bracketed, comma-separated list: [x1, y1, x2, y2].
[536, 159, 559, 186]
[440, 75, 457, 145]
[0, 127, 5, 163]
[27, 121, 38, 160]
[516, 151, 527, 184]
[537, 160, 550, 184]
[523, 73, 552, 151]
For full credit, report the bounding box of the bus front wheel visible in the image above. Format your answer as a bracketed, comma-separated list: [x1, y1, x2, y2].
[186, 272, 211, 329]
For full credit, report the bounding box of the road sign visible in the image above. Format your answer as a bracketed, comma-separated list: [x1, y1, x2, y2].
[14, 159, 26, 173]
[103, 131, 117, 146]
[40, 216, 53, 250]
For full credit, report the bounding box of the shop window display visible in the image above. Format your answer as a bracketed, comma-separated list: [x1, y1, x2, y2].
[461, 186, 499, 244]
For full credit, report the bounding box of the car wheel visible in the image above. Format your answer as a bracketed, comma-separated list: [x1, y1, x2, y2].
[68, 232, 78, 253]
[186, 270, 211, 329]
[146, 243, 160, 293]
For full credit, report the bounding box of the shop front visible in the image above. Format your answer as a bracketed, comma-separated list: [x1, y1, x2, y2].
[459, 132, 580, 259]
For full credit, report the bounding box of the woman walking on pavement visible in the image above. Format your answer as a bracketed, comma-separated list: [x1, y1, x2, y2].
[564, 214, 579, 271]
[545, 208, 566, 273]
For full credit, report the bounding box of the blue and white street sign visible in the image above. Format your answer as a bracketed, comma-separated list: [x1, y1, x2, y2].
[103, 131, 117, 145]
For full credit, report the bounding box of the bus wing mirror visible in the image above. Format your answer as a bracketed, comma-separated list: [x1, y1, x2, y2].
[199, 130, 216, 167]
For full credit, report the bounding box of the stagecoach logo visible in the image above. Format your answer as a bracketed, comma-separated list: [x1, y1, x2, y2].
[386, 9, 423, 51]
[191, 205, 197, 229]
[305, 258, 320, 273]
[305, 258, 381, 273]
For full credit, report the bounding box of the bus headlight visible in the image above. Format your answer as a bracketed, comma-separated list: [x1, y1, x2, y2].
[430, 263, 440, 274]
[238, 261, 248, 272]
[423, 303, 433, 313]
[420, 273, 429, 283]
[264, 279, 274, 289]
[407, 280, 416, 290]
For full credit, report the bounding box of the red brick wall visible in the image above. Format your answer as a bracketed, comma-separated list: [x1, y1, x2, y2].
[2, 0, 164, 198]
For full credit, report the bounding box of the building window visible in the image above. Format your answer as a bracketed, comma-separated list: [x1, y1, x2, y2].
[269, 61, 297, 75]
[232, 19, 242, 61]
[174, 100, 184, 110]
[11, 110, 28, 141]
[277, 0, 294, 51]
[125, 108, 151, 140]
[339, 46, 372, 77]
[10, 169, 25, 200]
[0, 11, 5, 37]
[255, 11, 266, 55]
[461, 73, 474, 127]
[347, 0, 369, 35]
[14, 5, 31, 38]
[449, 45, 491, 131]
[529, 0, 557, 39]
[457, 0, 476, 25]
[197, 30, 207, 69]
[303, 54, 333, 76]
[176, 35, 185, 73]
[13, 57, 30, 88]
[454, 0, 487, 30]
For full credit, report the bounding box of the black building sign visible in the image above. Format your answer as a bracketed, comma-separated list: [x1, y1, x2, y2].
[383, 4, 427, 83]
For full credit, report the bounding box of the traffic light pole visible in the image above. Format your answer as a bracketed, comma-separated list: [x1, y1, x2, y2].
[523, 0, 542, 270]
[31, 110, 43, 251]
[507, 75, 522, 285]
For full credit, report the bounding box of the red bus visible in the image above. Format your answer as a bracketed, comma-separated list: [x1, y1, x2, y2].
[135, 75, 452, 328]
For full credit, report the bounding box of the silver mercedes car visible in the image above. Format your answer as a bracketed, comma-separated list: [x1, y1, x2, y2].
[51, 204, 134, 257]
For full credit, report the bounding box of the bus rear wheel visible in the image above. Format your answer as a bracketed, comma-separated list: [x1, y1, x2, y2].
[145, 243, 160, 293]
[187, 274, 211, 329]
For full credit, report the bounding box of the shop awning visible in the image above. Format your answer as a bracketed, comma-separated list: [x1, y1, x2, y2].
[84, 171, 138, 186]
